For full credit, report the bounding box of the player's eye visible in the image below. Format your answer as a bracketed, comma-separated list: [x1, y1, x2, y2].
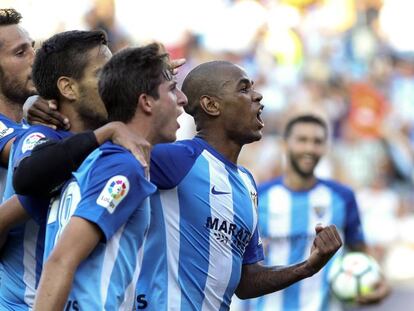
[170, 82, 177, 91]
[240, 86, 250, 93]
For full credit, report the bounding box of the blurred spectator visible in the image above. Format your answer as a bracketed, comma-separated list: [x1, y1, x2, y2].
[84, 0, 130, 52]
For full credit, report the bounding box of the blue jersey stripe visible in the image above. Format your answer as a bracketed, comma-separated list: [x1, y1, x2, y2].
[178, 154, 211, 310]
[135, 192, 168, 310]
[220, 167, 258, 310]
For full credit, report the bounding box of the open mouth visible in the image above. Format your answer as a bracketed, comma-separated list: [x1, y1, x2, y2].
[256, 108, 264, 127]
[301, 155, 317, 166]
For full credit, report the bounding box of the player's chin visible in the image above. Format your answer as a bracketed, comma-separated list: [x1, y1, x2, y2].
[298, 168, 314, 178]
[245, 131, 263, 144]
[252, 129, 263, 141]
[162, 131, 177, 144]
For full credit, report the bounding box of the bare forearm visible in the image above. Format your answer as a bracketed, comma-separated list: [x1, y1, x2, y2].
[34, 260, 75, 311]
[236, 261, 316, 299]
[237, 225, 342, 299]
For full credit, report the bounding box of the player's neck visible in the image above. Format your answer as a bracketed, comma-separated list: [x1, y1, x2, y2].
[126, 116, 153, 145]
[59, 102, 105, 133]
[197, 131, 242, 165]
[0, 95, 23, 122]
[284, 169, 317, 191]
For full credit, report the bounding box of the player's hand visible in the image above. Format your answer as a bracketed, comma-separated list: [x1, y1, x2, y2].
[307, 224, 343, 275]
[108, 122, 151, 171]
[170, 58, 186, 75]
[24, 95, 70, 130]
[356, 276, 390, 305]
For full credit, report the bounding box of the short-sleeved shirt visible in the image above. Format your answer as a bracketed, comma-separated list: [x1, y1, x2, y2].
[44, 142, 156, 310]
[0, 125, 71, 310]
[241, 177, 364, 311]
[136, 137, 264, 311]
[0, 114, 26, 201]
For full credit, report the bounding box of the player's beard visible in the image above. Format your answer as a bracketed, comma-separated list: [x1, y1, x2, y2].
[76, 85, 108, 130]
[77, 103, 108, 130]
[0, 68, 36, 105]
[288, 152, 318, 179]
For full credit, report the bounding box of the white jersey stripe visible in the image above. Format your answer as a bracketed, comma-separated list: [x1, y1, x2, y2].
[267, 186, 292, 310]
[119, 227, 148, 311]
[238, 169, 258, 232]
[100, 224, 125, 305]
[299, 186, 332, 310]
[201, 150, 234, 311]
[160, 188, 182, 310]
[267, 187, 291, 262]
[23, 220, 39, 307]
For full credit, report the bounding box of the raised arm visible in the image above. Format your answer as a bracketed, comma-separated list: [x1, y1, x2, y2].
[236, 224, 342, 299]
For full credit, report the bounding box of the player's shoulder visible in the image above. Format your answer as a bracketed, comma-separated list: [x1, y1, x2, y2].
[98, 141, 139, 165]
[0, 113, 20, 128]
[98, 141, 144, 169]
[17, 126, 71, 153]
[152, 138, 201, 159]
[318, 178, 356, 198]
[0, 114, 25, 142]
[20, 124, 70, 139]
[257, 176, 283, 194]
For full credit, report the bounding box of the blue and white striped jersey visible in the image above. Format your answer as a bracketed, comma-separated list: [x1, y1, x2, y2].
[241, 177, 364, 311]
[0, 114, 26, 201]
[0, 125, 71, 310]
[43, 142, 156, 310]
[136, 137, 264, 311]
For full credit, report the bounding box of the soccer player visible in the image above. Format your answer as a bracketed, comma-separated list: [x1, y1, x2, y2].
[134, 62, 342, 310]
[13, 61, 342, 310]
[0, 9, 36, 199]
[0, 30, 149, 310]
[34, 43, 187, 310]
[239, 114, 389, 311]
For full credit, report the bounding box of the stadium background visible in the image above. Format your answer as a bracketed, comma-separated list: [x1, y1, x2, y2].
[4, 0, 414, 309]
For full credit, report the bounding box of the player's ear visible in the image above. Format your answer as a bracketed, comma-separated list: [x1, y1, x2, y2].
[200, 95, 220, 116]
[138, 93, 152, 114]
[57, 76, 78, 101]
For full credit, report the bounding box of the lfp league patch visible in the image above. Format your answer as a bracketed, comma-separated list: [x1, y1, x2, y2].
[21, 132, 46, 153]
[97, 175, 130, 213]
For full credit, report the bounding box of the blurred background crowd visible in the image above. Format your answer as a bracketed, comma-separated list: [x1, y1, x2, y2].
[5, 0, 414, 304]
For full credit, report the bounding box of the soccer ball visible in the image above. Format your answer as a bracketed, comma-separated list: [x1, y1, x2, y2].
[328, 252, 381, 302]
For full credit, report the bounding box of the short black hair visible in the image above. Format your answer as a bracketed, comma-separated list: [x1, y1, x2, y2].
[0, 9, 22, 49]
[32, 30, 108, 100]
[284, 114, 328, 139]
[0, 8, 22, 26]
[98, 43, 170, 123]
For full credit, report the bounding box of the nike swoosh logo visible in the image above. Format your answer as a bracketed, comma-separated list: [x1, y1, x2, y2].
[211, 186, 230, 195]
